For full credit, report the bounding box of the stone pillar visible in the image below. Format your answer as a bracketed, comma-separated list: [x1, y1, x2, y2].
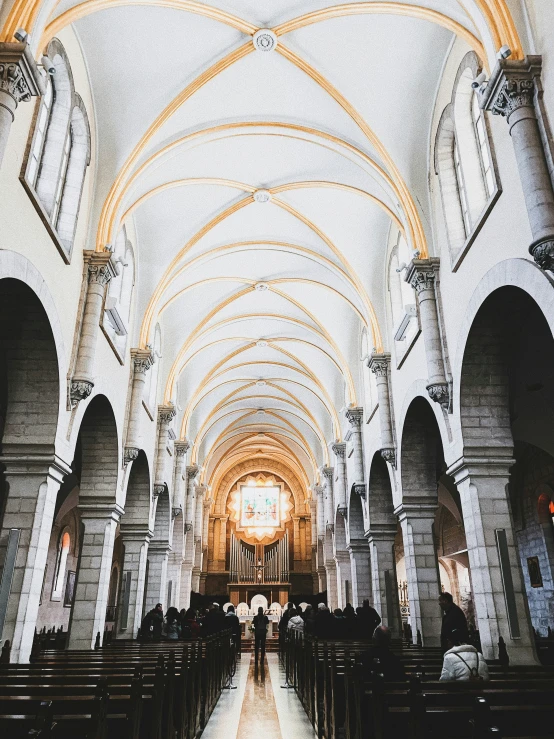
[366, 528, 402, 637]
[334, 551, 351, 609]
[368, 353, 396, 465]
[153, 404, 176, 497]
[332, 443, 348, 516]
[0, 452, 69, 662]
[448, 455, 537, 663]
[70, 252, 116, 406]
[0, 43, 44, 172]
[124, 349, 153, 464]
[180, 466, 199, 608]
[144, 543, 169, 613]
[396, 504, 441, 646]
[191, 485, 206, 591]
[325, 559, 338, 610]
[117, 528, 151, 638]
[314, 485, 326, 538]
[184, 465, 199, 530]
[345, 407, 366, 498]
[165, 442, 188, 607]
[68, 504, 123, 649]
[480, 57, 554, 270]
[322, 467, 334, 530]
[348, 543, 372, 607]
[405, 259, 449, 410]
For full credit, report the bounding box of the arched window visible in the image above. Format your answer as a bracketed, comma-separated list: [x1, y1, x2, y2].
[434, 52, 498, 264]
[52, 530, 70, 600]
[23, 39, 91, 260]
[103, 227, 135, 359]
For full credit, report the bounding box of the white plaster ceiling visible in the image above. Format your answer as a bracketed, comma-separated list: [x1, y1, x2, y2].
[47, 0, 487, 488]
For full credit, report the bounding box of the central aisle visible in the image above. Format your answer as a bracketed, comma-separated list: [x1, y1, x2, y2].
[202, 652, 317, 739]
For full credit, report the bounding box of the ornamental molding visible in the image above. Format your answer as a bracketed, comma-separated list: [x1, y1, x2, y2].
[426, 381, 450, 410]
[130, 348, 154, 375]
[157, 403, 176, 425]
[0, 42, 44, 105]
[124, 446, 140, 465]
[69, 379, 93, 406]
[84, 251, 115, 287]
[253, 189, 272, 203]
[252, 29, 277, 53]
[174, 440, 190, 457]
[380, 447, 397, 467]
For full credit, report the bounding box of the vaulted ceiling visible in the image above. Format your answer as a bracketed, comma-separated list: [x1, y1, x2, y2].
[9, 0, 522, 490]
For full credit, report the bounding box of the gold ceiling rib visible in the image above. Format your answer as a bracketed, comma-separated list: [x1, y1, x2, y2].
[180, 344, 344, 442]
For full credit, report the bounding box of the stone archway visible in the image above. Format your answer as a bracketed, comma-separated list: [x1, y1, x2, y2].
[0, 277, 64, 662]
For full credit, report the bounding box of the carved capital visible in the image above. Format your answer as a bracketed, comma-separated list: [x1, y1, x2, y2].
[529, 237, 554, 271]
[186, 465, 199, 482]
[380, 447, 397, 467]
[152, 483, 166, 501]
[338, 506, 348, 519]
[326, 523, 335, 534]
[367, 352, 391, 377]
[131, 348, 153, 375]
[313, 485, 325, 498]
[405, 258, 440, 295]
[195, 484, 207, 499]
[322, 466, 334, 482]
[70, 379, 93, 406]
[86, 253, 114, 287]
[426, 382, 450, 409]
[480, 56, 542, 120]
[353, 482, 366, 500]
[124, 446, 140, 465]
[345, 406, 363, 428]
[184, 522, 193, 532]
[172, 506, 182, 520]
[174, 440, 190, 457]
[331, 442, 346, 459]
[0, 43, 44, 106]
[157, 403, 176, 425]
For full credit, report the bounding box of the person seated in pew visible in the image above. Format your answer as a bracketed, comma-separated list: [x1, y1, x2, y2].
[361, 626, 406, 682]
[440, 629, 490, 682]
[164, 607, 181, 640]
[315, 603, 335, 639]
[439, 591, 469, 651]
[287, 608, 305, 634]
[279, 602, 294, 636]
[181, 607, 201, 639]
[140, 603, 164, 640]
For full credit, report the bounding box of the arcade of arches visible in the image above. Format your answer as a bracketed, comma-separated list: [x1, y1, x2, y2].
[2, 0, 554, 682]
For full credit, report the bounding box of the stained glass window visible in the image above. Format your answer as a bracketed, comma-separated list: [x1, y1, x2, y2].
[240, 485, 280, 527]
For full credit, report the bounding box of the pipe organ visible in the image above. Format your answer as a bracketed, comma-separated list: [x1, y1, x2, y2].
[229, 532, 289, 584]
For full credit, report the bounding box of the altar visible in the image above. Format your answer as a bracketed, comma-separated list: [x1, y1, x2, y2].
[224, 594, 283, 637]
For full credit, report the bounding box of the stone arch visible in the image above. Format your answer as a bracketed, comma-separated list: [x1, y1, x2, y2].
[67, 394, 120, 649]
[152, 488, 171, 548]
[367, 452, 396, 531]
[347, 486, 365, 543]
[123, 451, 151, 529]
[0, 275, 63, 661]
[400, 396, 443, 507]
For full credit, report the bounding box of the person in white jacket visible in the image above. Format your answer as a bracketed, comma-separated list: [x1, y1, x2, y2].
[440, 630, 490, 682]
[287, 608, 305, 634]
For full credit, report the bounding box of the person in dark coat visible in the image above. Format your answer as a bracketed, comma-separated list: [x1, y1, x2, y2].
[362, 626, 406, 682]
[252, 607, 269, 665]
[279, 602, 294, 634]
[202, 603, 225, 635]
[314, 603, 335, 639]
[303, 604, 316, 634]
[225, 605, 242, 657]
[141, 603, 164, 640]
[439, 592, 468, 650]
[359, 600, 381, 640]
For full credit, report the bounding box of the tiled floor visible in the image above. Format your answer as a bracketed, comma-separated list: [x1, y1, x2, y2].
[202, 652, 317, 738]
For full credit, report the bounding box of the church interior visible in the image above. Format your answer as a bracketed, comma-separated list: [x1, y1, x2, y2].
[1, 1, 554, 736]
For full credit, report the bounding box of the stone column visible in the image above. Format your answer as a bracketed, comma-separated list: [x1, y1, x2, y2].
[405, 259, 449, 410]
[480, 57, 554, 270]
[191, 485, 206, 591]
[144, 543, 169, 613]
[68, 504, 123, 649]
[184, 465, 199, 531]
[448, 455, 537, 663]
[0, 451, 69, 662]
[117, 527, 151, 638]
[332, 443, 348, 516]
[124, 349, 153, 464]
[180, 466, 199, 608]
[368, 353, 396, 465]
[322, 467, 334, 530]
[334, 551, 352, 609]
[325, 559, 338, 610]
[70, 252, 116, 406]
[314, 485, 326, 539]
[396, 504, 442, 646]
[348, 543, 372, 607]
[165, 442, 188, 607]
[0, 43, 44, 172]
[366, 528, 402, 637]
[345, 407, 366, 498]
[153, 404, 176, 497]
